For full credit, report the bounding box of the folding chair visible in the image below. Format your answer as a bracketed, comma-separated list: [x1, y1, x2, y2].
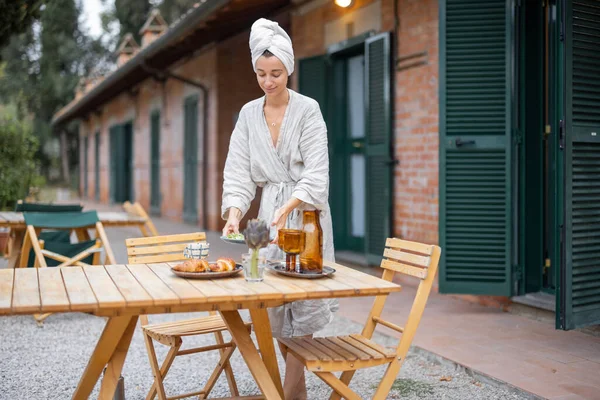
[126, 232, 250, 400]
[5, 201, 83, 259]
[19, 211, 116, 269]
[123, 201, 159, 237]
[279, 238, 441, 400]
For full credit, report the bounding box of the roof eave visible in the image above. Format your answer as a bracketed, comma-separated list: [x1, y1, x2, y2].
[52, 0, 231, 127]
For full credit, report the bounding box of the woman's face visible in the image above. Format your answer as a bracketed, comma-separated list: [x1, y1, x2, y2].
[255, 55, 288, 97]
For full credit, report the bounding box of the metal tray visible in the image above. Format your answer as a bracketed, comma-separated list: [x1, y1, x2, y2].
[266, 262, 335, 279]
[170, 264, 243, 279]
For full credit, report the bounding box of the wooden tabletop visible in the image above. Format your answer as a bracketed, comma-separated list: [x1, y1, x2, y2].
[0, 211, 146, 228]
[0, 262, 401, 317]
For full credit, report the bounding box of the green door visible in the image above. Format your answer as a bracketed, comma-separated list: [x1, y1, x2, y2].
[439, 0, 514, 295]
[150, 111, 161, 215]
[94, 131, 100, 201]
[109, 125, 120, 203]
[183, 95, 198, 224]
[83, 136, 88, 198]
[560, 0, 600, 329]
[365, 33, 392, 265]
[123, 121, 134, 203]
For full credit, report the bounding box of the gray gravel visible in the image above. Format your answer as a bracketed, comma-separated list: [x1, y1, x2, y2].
[0, 311, 530, 400]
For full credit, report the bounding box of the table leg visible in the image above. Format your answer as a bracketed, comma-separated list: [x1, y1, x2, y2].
[220, 310, 283, 400]
[72, 316, 138, 400]
[249, 309, 284, 396]
[7, 228, 24, 268]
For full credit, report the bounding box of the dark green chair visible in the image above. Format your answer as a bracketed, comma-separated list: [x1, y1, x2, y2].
[19, 211, 116, 269]
[15, 201, 83, 213]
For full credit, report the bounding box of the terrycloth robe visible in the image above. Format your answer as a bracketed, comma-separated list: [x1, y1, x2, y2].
[222, 89, 338, 337]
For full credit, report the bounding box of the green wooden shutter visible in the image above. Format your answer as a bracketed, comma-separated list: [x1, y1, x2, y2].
[83, 136, 88, 198]
[109, 125, 118, 203]
[94, 132, 100, 201]
[560, 0, 600, 329]
[298, 55, 328, 113]
[439, 0, 513, 295]
[365, 33, 392, 265]
[183, 96, 198, 224]
[150, 111, 161, 215]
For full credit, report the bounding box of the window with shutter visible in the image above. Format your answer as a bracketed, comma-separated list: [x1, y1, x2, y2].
[439, 0, 514, 295]
[83, 136, 88, 198]
[150, 111, 161, 215]
[94, 132, 100, 202]
[109, 125, 119, 203]
[560, 0, 600, 329]
[365, 32, 392, 265]
[183, 95, 199, 224]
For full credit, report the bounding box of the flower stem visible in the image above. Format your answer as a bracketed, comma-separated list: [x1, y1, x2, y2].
[251, 248, 259, 279]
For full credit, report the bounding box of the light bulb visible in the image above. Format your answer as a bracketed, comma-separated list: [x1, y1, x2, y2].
[334, 0, 354, 8]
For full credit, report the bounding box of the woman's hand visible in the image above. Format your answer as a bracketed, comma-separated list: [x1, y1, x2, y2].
[270, 206, 291, 244]
[270, 197, 302, 244]
[222, 208, 242, 236]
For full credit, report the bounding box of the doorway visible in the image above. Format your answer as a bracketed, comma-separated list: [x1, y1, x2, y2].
[109, 121, 134, 204]
[329, 51, 367, 254]
[519, 0, 560, 296]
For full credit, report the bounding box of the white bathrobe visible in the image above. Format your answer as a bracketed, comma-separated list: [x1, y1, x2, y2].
[222, 89, 338, 337]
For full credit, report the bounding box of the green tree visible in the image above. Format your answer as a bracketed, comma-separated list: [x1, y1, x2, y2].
[0, 1, 44, 58]
[156, 0, 199, 24]
[0, 105, 43, 210]
[101, 0, 151, 48]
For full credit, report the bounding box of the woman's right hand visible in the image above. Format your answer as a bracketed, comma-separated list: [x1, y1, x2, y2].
[222, 208, 242, 236]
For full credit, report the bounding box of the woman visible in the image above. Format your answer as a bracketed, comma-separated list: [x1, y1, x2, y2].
[221, 18, 337, 400]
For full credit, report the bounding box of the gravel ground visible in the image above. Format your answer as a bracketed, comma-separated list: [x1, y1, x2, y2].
[0, 311, 530, 400]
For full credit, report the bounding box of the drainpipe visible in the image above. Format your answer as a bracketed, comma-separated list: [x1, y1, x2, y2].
[141, 62, 209, 229]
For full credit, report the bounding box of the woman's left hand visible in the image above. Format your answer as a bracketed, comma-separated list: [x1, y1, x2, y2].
[270, 206, 290, 244]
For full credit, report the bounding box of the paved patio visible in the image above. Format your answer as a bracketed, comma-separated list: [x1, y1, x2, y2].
[3, 197, 600, 399]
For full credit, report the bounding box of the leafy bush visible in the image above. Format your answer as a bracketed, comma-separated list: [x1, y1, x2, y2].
[0, 107, 43, 210]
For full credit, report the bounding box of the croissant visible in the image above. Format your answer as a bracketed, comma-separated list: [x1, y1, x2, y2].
[174, 259, 209, 272]
[217, 257, 236, 272]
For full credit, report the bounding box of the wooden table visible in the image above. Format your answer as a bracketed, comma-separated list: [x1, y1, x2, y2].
[0, 262, 401, 400]
[0, 211, 147, 268]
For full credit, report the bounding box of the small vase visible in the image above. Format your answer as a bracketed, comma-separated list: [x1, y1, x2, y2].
[242, 252, 266, 282]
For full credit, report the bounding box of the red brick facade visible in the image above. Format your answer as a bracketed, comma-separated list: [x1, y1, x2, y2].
[78, 0, 440, 247]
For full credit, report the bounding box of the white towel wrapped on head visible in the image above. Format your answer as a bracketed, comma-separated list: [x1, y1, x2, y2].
[249, 18, 294, 76]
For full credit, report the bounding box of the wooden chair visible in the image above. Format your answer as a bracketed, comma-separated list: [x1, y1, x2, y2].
[123, 201, 159, 237]
[279, 238, 441, 400]
[126, 232, 248, 400]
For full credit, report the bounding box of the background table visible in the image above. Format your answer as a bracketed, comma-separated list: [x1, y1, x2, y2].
[0, 211, 147, 268]
[0, 262, 401, 400]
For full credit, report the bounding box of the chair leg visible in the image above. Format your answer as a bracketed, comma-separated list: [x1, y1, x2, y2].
[143, 332, 170, 400]
[315, 372, 361, 400]
[145, 338, 181, 400]
[199, 344, 237, 399]
[213, 330, 239, 397]
[371, 359, 402, 400]
[18, 229, 32, 268]
[329, 371, 358, 400]
[33, 313, 52, 326]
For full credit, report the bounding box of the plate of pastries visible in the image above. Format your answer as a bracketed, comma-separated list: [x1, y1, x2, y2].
[171, 257, 242, 279]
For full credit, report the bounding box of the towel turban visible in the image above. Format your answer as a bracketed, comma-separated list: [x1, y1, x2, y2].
[249, 18, 294, 76]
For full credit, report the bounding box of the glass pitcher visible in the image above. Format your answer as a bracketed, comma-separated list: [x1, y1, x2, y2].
[299, 209, 323, 273]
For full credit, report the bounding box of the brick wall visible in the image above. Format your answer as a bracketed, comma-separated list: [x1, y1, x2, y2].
[291, 0, 439, 245]
[394, 0, 439, 245]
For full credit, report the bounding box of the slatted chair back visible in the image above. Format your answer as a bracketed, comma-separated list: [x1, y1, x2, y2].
[376, 238, 441, 359]
[122, 201, 159, 237]
[125, 232, 206, 264]
[126, 232, 207, 326]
